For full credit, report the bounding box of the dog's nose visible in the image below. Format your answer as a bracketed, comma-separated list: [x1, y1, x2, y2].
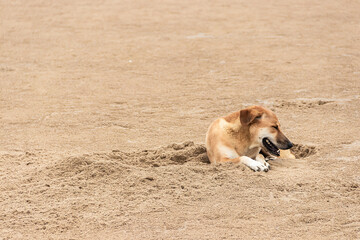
[287, 141, 294, 149]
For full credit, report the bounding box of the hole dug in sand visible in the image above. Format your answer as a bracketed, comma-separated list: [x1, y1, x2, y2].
[132, 142, 315, 167]
[291, 144, 317, 158]
[138, 142, 315, 167]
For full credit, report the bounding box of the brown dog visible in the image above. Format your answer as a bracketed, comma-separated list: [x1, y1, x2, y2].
[205, 106, 294, 171]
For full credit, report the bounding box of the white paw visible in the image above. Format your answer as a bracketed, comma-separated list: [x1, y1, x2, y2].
[248, 160, 269, 172]
[263, 161, 270, 169]
[255, 155, 271, 170]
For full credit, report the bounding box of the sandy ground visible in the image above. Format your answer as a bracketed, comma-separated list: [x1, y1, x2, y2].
[1, 0, 360, 239]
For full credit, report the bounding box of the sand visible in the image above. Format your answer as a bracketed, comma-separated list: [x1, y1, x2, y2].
[1, 0, 359, 239]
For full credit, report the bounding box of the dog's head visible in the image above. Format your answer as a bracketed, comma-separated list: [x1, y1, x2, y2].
[240, 106, 293, 156]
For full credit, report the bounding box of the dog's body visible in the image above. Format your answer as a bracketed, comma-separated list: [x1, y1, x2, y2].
[205, 106, 294, 171]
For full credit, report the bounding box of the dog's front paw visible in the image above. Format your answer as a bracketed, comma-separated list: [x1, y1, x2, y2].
[248, 160, 269, 172]
[263, 161, 270, 169]
[255, 155, 271, 169]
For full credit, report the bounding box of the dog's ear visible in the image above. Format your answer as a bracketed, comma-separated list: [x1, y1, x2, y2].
[240, 108, 262, 126]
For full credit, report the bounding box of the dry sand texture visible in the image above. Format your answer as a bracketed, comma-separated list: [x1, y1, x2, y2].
[1, 0, 360, 239]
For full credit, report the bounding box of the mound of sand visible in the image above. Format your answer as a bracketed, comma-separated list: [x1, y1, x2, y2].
[5, 142, 354, 240]
[43, 142, 314, 182]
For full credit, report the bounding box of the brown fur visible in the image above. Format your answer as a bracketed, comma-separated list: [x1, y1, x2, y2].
[205, 106, 294, 170]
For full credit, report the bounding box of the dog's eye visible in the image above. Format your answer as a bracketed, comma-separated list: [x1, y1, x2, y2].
[272, 126, 278, 130]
